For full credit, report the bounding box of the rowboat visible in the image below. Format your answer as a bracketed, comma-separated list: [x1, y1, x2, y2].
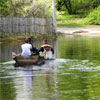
[12, 52, 45, 67]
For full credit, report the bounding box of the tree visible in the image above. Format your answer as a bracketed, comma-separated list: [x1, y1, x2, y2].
[56, 0, 64, 11]
[0, 0, 8, 16]
[92, 0, 98, 8]
[0, 0, 52, 17]
[63, 0, 72, 14]
[56, 0, 100, 15]
[56, 0, 73, 14]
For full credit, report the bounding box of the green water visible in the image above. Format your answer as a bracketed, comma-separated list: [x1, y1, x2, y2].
[1, 35, 100, 100]
[58, 36, 100, 100]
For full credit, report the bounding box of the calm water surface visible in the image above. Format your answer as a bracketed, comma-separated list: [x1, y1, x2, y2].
[1, 35, 100, 100]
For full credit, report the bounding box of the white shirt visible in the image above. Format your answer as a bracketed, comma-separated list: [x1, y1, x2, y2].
[21, 43, 32, 57]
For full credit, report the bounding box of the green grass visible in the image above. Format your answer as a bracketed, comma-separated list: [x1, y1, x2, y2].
[57, 18, 85, 27]
[57, 23, 83, 27]
[56, 11, 80, 20]
[56, 11, 86, 27]
[57, 20, 84, 27]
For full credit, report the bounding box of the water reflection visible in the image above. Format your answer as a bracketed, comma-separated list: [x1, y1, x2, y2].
[14, 67, 33, 100]
[1, 35, 100, 100]
[0, 59, 61, 100]
[13, 60, 59, 100]
[0, 38, 57, 61]
[57, 59, 100, 100]
[0, 64, 16, 100]
[0, 38, 58, 100]
[0, 42, 21, 61]
[58, 36, 100, 60]
[23, 67, 33, 88]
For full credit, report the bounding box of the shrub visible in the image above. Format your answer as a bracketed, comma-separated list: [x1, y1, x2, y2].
[25, 0, 52, 17]
[5, 0, 52, 17]
[85, 6, 100, 25]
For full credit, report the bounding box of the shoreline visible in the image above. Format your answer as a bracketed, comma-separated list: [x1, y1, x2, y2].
[1, 26, 100, 44]
[57, 27, 100, 36]
[0, 34, 56, 44]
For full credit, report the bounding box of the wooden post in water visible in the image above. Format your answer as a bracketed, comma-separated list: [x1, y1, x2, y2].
[52, 0, 57, 36]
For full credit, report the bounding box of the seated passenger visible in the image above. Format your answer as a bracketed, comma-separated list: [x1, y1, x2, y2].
[38, 39, 54, 59]
[21, 38, 32, 57]
[26, 36, 39, 55]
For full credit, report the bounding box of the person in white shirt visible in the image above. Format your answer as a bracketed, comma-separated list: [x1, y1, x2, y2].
[21, 39, 32, 57]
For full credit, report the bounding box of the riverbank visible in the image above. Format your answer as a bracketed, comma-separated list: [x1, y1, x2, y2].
[57, 26, 100, 36]
[0, 34, 56, 44]
[1, 26, 100, 44]
[56, 13, 100, 36]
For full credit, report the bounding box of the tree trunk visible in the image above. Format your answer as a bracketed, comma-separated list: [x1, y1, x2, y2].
[63, 0, 73, 14]
[9, 0, 17, 15]
[92, 0, 98, 8]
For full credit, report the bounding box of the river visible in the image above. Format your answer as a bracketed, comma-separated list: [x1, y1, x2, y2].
[0, 35, 100, 100]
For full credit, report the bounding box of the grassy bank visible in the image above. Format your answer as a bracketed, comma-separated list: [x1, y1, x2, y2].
[56, 8, 100, 28]
[0, 33, 56, 44]
[57, 18, 84, 27]
[56, 11, 85, 27]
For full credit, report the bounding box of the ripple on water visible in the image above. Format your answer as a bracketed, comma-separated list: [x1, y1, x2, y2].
[0, 59, 67, 78]
[57, 59, 100, 72]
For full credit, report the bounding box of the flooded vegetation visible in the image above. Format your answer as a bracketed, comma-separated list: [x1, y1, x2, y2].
[1, 35, 100, 100]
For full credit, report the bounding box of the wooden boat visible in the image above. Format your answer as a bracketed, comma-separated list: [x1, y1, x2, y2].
[12, 52, 45, 67]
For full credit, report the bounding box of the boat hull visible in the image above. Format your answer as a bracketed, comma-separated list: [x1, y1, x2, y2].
[13, 55, 45, 67]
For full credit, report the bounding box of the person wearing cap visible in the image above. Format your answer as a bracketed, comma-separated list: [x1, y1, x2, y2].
[38, 39, 54, 59]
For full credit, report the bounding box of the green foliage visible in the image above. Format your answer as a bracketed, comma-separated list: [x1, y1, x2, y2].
[56, 11, 85, 27]
[57, 22, 83, 27]
[55, 0, 100, 15]
[0, 0, 8, 16]
[0, 0, 52, 17]
[84, 6, 100, 25]
[56, 0, 100, 26]
[56, 11, 86, 20]
[24, 0, 52, 17]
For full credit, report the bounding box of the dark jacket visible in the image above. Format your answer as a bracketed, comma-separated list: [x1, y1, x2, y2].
[38, 44, 54, 54]
[30, 44, 39, 55]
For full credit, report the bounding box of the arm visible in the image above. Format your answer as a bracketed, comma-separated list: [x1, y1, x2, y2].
[38, 47, 44, 52]
[51, 48, 54, 54]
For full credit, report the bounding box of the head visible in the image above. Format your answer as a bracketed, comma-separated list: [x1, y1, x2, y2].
[24, 38, 29, 43]
[25, 36, 32, 43]
[43, 39, 47, 44]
